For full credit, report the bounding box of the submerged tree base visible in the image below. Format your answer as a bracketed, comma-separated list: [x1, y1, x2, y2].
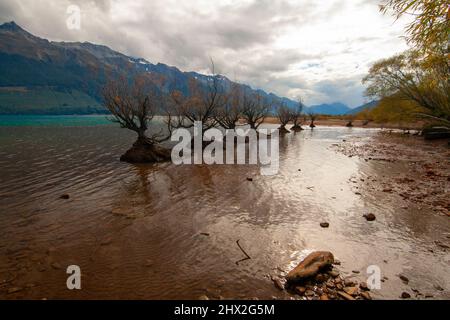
[291, 125, 304, 131]
[120, 138, 171, 163]
[278, 126, 291, 134]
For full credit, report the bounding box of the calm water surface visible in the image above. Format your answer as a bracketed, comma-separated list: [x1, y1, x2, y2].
[0, 119, 448, 299]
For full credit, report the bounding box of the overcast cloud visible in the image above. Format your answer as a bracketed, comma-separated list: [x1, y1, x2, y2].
[0, 0, 410, 107]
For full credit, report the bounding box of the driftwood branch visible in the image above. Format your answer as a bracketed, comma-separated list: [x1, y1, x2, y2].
[235, 239, 251, 265]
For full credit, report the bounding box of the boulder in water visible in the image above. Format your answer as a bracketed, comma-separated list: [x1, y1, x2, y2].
[286, 251, 334, 282]
[422, 127, 450, 140]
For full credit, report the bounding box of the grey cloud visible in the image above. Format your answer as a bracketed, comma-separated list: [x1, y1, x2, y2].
[0, 0, 407, 107]
[311, 77, 366, 107]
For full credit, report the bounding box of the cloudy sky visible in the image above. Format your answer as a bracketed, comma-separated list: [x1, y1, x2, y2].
[0, 0, 410, 107]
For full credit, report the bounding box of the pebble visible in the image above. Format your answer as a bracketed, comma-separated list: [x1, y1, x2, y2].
[344, 287, 359, 296]
[359, 282, 369, 291]
[363, 213, 376, 221]
[360, 291, 372, 300]
[401, 292, 411, 299]
[295, 286, 306, 295]
[272, 278, 284, 291]
[328, 270, 340, 278]
[320, 222, 329, 228]
[399, 274, 409, 284]
[338, 291, 355, 300]
[344, 279, 355, 287]
[305, 290, 315, 297]
[60, 194, 70, 200]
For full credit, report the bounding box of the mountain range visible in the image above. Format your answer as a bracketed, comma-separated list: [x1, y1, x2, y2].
[0, 21, 372, 116]
[308, 102, 351, 115]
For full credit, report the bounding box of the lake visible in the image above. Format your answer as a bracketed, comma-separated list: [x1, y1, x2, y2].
[0, 116, 448, 299]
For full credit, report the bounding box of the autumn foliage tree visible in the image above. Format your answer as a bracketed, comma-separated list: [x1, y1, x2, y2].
[363, 49, 449, 124]
[363, 0, 449, 129]
[380, 0, 449, 56]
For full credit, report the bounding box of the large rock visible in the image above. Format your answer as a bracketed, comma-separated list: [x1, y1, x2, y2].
[120, 139, 171, 163]
[422, 127, 450, 140]
[286, 251, 334, 282]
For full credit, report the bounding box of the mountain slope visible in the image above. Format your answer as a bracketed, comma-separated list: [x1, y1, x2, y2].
[309, 102, 351, 115]
[0, 21, 299, 115]
[346, 101, 378, 115]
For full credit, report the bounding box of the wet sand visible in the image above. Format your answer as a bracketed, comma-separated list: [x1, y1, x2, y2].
[0, 125, 448, 300]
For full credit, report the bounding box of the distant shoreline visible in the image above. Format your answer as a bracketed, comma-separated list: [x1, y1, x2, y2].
[0, 114, 424, 130]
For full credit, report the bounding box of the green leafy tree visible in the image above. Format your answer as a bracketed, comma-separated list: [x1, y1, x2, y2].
[380, 0, 449, 55]
[363, 50, 450, 123]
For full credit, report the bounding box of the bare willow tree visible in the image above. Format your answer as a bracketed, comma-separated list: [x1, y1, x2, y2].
[276, 101, 293, 133]
[214, 83, 243, 130]
[241, 92, 269, 130]
[169, 62, 226, 136]
[102, 74, 172, 163]
[291, 99, 305, 131]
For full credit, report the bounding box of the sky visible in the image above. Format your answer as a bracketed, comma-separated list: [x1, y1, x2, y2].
[0, 0, 411, 107]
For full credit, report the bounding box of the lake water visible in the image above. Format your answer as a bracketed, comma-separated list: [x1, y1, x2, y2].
[0, 116, 448, 299]
[0, 115, 112, 127]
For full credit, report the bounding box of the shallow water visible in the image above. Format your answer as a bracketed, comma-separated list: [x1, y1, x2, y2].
[0, 123, 448, 300]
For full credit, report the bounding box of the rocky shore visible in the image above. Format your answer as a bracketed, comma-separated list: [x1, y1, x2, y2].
[332, 131, 450, 217]
[272, 252, 373, 300]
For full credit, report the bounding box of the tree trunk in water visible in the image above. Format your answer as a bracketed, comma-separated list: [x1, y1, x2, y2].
[291, 122, 304, 131]
[278, 125, 290, 134]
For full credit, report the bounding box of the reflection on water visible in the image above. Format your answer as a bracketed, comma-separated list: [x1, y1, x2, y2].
[0, 125, 448, 299]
